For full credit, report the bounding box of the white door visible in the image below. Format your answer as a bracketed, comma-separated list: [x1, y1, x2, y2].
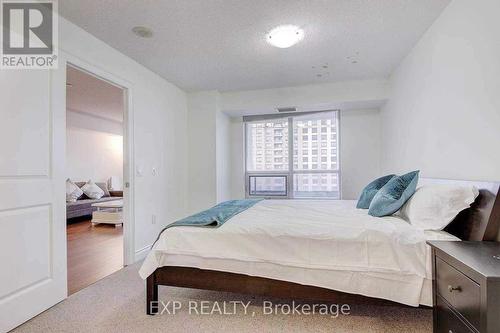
[0, 66, 67, 331]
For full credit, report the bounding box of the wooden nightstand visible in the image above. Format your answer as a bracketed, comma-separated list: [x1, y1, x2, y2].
[427, 241, 500, 333]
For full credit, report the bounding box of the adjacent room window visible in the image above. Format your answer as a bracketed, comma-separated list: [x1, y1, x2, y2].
[245, 111, 340, 199]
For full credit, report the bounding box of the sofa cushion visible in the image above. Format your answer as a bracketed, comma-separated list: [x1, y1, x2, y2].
[75, 182, 88, 199]
[66, 179, 83, 202]
[95, 182, 111, 197]
[74, 181, 110, 198]
[81, 180, 105, 199]
[67, 196, 120, 209]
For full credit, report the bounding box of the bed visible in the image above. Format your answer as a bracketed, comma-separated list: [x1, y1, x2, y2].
[141, 178, 500, 314]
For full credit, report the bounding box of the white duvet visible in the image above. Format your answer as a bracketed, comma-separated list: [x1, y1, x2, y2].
[139, 200, 458, 306]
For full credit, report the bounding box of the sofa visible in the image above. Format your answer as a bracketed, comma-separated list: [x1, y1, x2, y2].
[66, 182, 122, 220]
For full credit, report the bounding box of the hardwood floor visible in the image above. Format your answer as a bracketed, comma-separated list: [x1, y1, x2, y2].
[67, 218, 123, 295]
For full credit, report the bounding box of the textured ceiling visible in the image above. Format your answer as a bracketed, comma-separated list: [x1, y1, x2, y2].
[67, 66, 124, 122]
[60, 0, 450, 92]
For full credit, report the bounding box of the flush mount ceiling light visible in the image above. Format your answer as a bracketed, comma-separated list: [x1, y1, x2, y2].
[266, 25, 304, 48]
[132, 26, 153, 38]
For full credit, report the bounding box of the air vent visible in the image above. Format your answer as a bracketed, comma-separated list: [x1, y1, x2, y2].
[276, 106, 298, 113]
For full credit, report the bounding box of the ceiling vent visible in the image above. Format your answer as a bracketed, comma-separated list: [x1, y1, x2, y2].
[276, 106, 298, 113]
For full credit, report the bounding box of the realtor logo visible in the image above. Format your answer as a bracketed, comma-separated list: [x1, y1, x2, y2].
[1, 0, 58, 69]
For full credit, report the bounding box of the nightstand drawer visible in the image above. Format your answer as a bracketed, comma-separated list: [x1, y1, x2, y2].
[436, 257, 480, 329]
[436, 296, 476, 333]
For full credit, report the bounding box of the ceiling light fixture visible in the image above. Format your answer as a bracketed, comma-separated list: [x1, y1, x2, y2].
[266, 25, 304, 48]
[132, 26, 153, 38]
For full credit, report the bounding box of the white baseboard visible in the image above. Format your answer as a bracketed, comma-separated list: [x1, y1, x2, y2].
[134, 244, 152, 262]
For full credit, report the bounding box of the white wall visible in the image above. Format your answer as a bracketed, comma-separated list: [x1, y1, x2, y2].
[187, 91, 218, 213]
[228, 109, 381, 200]
[340, 109, 381, 199]
[220, 79, 389, 115]
[229, 117, 246, 199]
[380, 0, 500, 181]
[66, 111, 123, 186]
[59, 17, 189, 260]
[187, 79, 387, 202]
[186, 90, 233, 212]
[216, 110, 232, 203]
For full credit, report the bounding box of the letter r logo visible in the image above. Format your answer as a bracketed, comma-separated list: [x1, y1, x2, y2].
[2, 1, 53, 54]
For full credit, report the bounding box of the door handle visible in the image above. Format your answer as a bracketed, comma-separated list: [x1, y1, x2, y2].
[447, 285, 461, 293]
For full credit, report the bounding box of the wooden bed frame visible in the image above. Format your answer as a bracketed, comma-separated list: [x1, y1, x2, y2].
[146, 178, 500, 315]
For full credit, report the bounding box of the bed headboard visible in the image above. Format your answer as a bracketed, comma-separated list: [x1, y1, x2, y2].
[419, 178, 500, 241]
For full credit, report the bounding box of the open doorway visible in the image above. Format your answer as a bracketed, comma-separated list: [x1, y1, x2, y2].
[65, 65, 126, 295]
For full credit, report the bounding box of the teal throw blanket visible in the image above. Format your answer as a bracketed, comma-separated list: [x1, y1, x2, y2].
[152, 199, 263, 246]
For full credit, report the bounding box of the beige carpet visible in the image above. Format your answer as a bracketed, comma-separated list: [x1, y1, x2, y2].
[13, 263, 432, 333]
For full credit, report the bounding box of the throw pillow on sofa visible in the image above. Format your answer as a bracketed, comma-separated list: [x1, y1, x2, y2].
[95, 182, 111, 197]
[66, 178, 83, 202]
[81, 180, 105, 199]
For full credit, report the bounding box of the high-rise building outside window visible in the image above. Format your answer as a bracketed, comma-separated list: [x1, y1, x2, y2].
[245, 111, 340, 199]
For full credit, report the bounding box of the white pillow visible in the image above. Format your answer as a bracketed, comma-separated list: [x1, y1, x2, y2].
[66, 178, 83, 202]
[81, 180, 105, 199]
[399, 185, 479, 230]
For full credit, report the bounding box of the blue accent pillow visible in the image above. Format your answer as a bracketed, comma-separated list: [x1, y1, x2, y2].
[368, 170, 420, 217]
[356, 174, 396, 209]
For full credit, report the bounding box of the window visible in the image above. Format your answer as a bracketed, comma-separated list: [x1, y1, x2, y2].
[249, 175, 287, 196]
[245, 111, 340, 199]
[246, 118, 289, 173]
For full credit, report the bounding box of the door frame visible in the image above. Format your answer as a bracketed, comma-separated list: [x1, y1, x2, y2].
[63, 51, 136, 267]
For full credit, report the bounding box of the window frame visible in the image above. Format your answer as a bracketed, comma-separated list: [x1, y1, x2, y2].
[244, 110, 341, 199]
[248, 174, 288, 197]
